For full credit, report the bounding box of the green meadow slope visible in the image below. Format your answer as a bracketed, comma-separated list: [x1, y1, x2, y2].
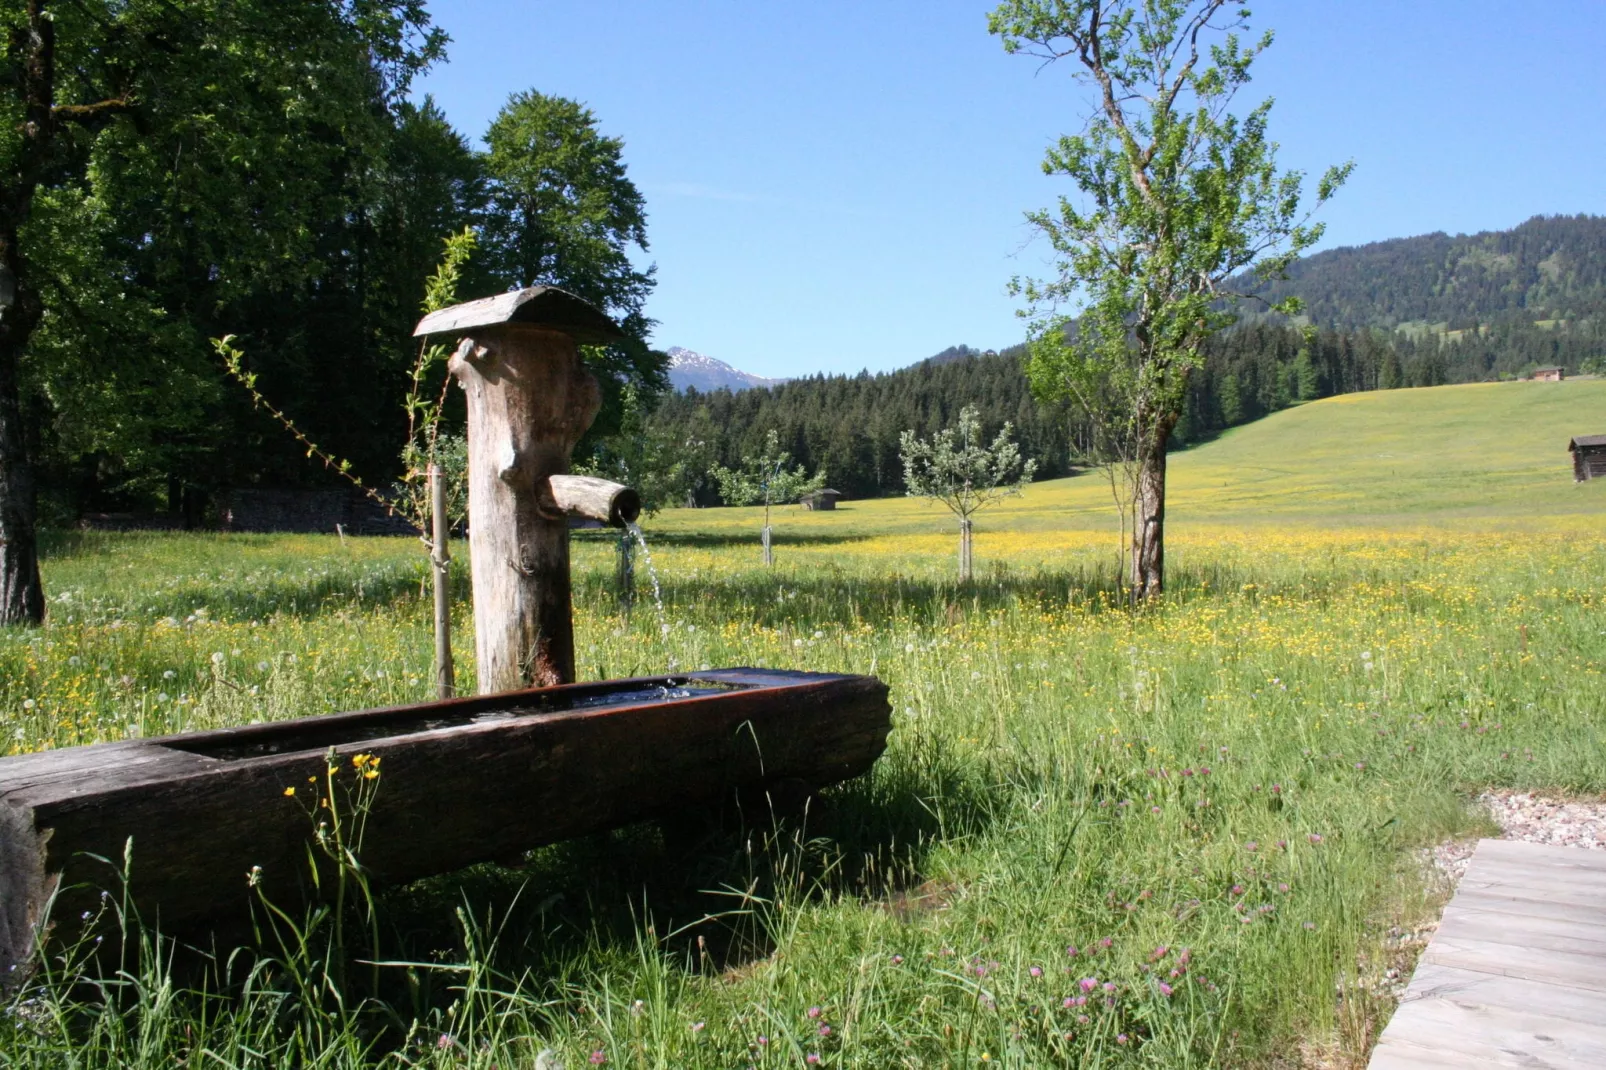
[654, 379, 1606, 544]
[1161, 378, 1606, 524]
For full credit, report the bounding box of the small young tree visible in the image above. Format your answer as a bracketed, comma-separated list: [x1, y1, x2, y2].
[900, 405, 1036, 581]
[216, 228, 477, 696]
[574, 383, 712, 518]
[710, 429, 826, 566]
[574, 382, 713, 610]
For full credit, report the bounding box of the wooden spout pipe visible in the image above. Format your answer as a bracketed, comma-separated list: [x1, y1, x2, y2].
[546, 474, 641, 527]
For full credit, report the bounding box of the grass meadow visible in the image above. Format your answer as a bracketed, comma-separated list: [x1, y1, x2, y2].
[4, 380, 1606, 1067]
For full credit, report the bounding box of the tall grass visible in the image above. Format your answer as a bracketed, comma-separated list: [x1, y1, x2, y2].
[3, 521, 1602, 1067]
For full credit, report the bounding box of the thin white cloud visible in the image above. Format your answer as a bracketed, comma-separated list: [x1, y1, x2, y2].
[648, 181, 772, 204]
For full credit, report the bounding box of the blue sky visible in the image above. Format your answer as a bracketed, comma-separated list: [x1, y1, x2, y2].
[413, 1, 1606, 379]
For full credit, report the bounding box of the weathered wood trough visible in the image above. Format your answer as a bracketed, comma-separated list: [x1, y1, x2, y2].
[1, 288, 894, 977]
[0, 668, 891, 973]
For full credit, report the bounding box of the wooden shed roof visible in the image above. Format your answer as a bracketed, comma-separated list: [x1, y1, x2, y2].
[1568, 435, 1606, 450]
[413, 286, 626, 344]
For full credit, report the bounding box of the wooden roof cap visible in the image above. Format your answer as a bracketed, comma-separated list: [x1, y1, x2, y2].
[1569, 434, 1606, 450]
[413, 286, 626, 345]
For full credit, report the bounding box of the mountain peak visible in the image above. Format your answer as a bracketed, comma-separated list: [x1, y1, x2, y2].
[666, 347, 788, 393]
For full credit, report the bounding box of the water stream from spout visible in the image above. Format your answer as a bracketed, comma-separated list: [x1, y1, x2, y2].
[624, 521, 667, 635]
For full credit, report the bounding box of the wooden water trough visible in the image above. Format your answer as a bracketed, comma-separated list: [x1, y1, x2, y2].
[0, 668, 891, 974]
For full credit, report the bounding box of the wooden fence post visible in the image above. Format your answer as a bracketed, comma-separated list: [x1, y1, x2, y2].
[430, 462, 455, 699]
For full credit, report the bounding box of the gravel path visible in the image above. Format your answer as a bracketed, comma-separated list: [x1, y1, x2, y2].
[1426, 789, 1606, 884]
[1480, 789, 1606, 850]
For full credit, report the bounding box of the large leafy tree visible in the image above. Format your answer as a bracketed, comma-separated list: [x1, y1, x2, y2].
[989, 0, 1349, 599]
[482, 91, 666, 440]
[0, 0, 448, 622]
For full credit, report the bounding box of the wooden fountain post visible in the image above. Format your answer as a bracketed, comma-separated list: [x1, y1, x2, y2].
[414, 288, 640, 692]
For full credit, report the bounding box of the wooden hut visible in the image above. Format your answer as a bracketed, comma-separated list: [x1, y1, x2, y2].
[803, 488, 842, 511]
[1533, 366, 1565, 381]
[1569, 435, 1606, 482]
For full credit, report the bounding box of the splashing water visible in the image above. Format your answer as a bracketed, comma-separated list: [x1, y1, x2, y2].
[624, 521, 667, 635]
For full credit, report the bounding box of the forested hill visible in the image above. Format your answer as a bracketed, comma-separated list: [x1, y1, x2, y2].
[1240, 214, 1606, 330]
[647, 215, 1606, 505]
[652, 322, 1393, 502]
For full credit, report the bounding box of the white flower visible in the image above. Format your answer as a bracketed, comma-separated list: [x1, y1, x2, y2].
[794, 638, 805, 648]
[22, 698, 34, 710]
[162, 670, 176, 680]
[813, 630, 824, 639]
[256, 661, 269, 672]
[211, 652, 225, 664]
[905, 643, 915, 653]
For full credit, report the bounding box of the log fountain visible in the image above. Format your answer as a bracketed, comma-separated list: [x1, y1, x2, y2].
[0, 287, 892, 975]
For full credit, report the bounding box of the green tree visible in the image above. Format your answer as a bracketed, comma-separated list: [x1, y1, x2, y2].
[1, 0, 446, 622]
[482, 91, 666, 440]
[1218, 371, 1246, 425]
[710, 429, 826, 566]
[1293, 346, 1320, 400]
[900, 404, 1036, 581]
[991, 0, 1349, 599]
[574, 381, 711, 516]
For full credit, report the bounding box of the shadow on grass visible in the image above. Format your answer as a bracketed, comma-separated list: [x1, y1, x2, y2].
[570, 560, 1288, 630]
[40, 528, 474, 625]
[378, 730, 996, 995]
[44, 528, 1349, 631]
[577, 529, 878, 550]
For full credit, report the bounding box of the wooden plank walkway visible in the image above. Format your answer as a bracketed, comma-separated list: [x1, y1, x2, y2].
[1370, 838, 1606, 1069]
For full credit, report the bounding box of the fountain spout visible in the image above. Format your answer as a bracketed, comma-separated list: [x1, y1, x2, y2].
[546, 474, 641, 528]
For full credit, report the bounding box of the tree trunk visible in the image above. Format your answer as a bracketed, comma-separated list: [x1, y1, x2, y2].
[1130, 422, 1174, 601]
[615, 529, 635, 613]
[958, 516, 973, 582]
[0, 2, 54, 626]
[0, 242, 46, 626]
